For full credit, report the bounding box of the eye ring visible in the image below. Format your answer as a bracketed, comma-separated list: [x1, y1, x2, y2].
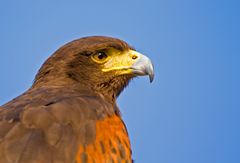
[91, 51, 108, 63]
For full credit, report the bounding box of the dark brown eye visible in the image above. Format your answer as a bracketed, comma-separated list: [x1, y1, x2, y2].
[97, 52, 107, 60]
[91, 51, 108, 63]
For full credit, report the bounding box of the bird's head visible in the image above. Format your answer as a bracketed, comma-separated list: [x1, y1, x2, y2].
[33, 36, 154, 100]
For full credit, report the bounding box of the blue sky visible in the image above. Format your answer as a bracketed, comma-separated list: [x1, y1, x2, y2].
[0, 0, 239, 162]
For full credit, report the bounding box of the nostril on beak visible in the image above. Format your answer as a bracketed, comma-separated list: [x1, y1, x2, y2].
[132, 55, 138, 60]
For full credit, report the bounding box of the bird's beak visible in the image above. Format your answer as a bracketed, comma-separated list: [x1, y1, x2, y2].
[102, 50, 154, 82]
[130, 50, 154, 82]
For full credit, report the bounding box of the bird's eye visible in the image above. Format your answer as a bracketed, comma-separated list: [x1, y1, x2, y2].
[92, 51, 108, 63]
[97, 52, 107, 60]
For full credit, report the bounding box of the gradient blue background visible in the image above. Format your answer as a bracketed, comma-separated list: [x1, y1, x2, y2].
[0, 0, 239, 162]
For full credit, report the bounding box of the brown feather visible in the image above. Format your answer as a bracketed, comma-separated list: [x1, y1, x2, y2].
[0, 36, 134, 163]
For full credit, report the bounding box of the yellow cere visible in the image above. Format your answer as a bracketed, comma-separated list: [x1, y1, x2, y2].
[102, 49, 142, 75]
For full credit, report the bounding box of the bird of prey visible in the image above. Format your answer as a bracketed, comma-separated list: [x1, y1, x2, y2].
[0, 36, 154, 163]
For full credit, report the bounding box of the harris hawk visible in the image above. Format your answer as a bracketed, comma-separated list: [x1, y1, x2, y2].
[0, 36, 154, 163]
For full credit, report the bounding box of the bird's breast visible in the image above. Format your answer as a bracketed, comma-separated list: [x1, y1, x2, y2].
[75, 115, 132, 163]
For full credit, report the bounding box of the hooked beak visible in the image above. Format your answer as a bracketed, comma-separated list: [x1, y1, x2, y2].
[102, 50, 154, 82]
[130, 51, 154, 82]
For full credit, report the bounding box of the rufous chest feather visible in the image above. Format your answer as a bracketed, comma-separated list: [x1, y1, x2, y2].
[76, 115, 132, 163]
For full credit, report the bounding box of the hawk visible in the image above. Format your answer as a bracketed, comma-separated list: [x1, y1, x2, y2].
[0, 36, 154, 163]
